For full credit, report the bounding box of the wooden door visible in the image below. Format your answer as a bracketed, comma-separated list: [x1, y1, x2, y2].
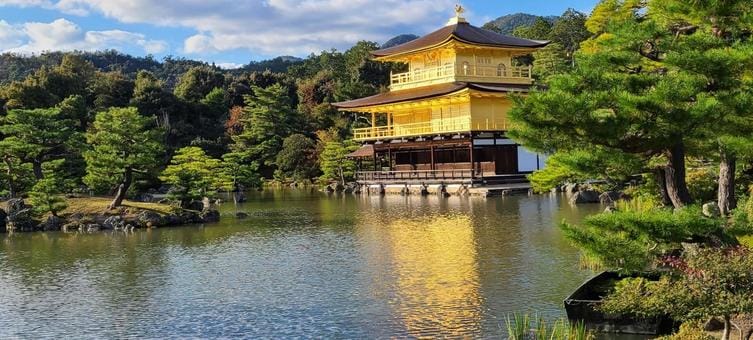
[495, 145, 519, 174]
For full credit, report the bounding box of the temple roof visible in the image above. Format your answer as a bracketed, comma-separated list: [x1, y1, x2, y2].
[371, 22, 549, 58]
[333, 82, 531, 109]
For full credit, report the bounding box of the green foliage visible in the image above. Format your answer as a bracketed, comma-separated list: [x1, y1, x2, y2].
[160, 147, 231, 207]
[601, 247, 753, 338]
[275, 134, 319, 181]
[532, 43, 570, 80]
[0, 107, 83, 182]
[656, 322, 714, 340]
[83, 107, 163, 193]
[529, 149, 642, 192]
[685, 166, 718, 203]
[28, 175, 67, 217]
[561, 207, 727, 272]
[173, 66, 225, 102]
[221, 151, 262, 190]
[230, 84, 300, 170]
[318, 140, 358, 185]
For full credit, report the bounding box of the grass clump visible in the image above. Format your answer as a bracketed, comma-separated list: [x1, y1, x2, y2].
[505, 313, 594, 340]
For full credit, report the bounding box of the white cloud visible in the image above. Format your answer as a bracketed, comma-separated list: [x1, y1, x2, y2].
[0, 20, 25, 50]
[0, 18, 168, 54]
[216, 62, 243, 69]
[1, 0, 459, 57]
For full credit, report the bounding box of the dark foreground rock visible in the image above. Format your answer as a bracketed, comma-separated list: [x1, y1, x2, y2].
[0, 208, 6, 233]
[6, 199, 38, 232]
[570, 190, 601, 204]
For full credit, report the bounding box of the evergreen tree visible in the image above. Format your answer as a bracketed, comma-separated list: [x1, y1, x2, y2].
[160, 147, 231, 208]
[84, 107, 163, 209]
[221, 151, 262, 191]
[318, 140, 357, 186]
[174, 66, 225, 103]
[0, 107, 82, 180]
[509, 0, 752, 208]
[275, 134, 319, 181]
[230, 84, 300, 173]
[28, 175, 67, 217]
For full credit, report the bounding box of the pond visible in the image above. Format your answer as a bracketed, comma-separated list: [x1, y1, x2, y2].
[0, 190, 603, 338]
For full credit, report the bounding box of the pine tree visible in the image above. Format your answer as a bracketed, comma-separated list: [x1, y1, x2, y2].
[28, 175, 67, 217]
[509, 0, 753, 209]
[318, 140, 357, 186]
[84, 107, 163, 209]
[0, 107, 82, 180]
[230, 84, 300, 172]
[160, 147, 231, 208]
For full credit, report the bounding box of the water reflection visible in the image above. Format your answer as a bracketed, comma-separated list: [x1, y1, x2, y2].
[0, 191, 600, 338]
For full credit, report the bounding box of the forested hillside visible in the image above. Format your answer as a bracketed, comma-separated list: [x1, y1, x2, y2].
[0, 8, 588, 206]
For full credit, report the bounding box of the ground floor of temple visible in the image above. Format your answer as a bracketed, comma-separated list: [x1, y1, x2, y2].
[350, 133, 545, 186]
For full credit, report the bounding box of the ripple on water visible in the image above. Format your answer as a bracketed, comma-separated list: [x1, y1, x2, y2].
[0, 191, 599, 338]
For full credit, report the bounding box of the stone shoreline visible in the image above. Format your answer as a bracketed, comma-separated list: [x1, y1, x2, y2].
[0, 197, 220, 233]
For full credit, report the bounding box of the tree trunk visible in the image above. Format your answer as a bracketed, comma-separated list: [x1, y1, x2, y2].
[32, 159, 43, 180]
[655, 168, 672, 206]
[723, 315, 732, 340]
[665, 143, 692, 209]
[108, 167, 132, 209]
[718, 150, 737, 216]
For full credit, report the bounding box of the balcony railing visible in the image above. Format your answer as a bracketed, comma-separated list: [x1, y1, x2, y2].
[356, 169, 476, 183]
[353, 116, 471, 141]
[390, 63, 533, 89]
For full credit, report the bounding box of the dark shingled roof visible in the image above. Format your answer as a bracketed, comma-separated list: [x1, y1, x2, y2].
[372, 22, 549, 58]
[333, 82, 531, 109]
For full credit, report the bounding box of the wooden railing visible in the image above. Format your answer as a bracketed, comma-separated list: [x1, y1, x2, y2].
[390, 63, 533, 89]
[353, 116, 471, 141]
[357, 169, 476, 182]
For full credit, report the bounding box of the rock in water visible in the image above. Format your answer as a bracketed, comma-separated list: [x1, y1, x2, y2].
[702, 202, 721, 218]
[599, 191, 626, 205]
[0, 208, 6, 233]
[200, 209, 220, 223]
[5, 199, 38, 232]
[102, 216, 125, 230]
[187, 200, 204, 211]
[41, 216, 64, 231]
[569, 190, 601, 204]
[137, 211, 164, 228]
[235, 212, 249, 219]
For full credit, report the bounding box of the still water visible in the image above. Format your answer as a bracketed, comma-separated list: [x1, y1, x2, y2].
[0, 190, 602, 339]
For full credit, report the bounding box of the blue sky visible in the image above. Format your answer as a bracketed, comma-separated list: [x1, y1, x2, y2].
[0, 0, 599, 68]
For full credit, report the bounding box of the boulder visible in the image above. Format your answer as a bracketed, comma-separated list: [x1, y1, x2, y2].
[5, 199, 38, 232]
[137, 210, 164, 228]
[564, 183, 580, 194]
[236, 212, 249, 219]
[200, 209, 220, 223]
[102, 216, 125, 230]
[569, 190, 601, 204]
[0, 208, 6, 233]
[186, 200, 204, 212]
[41, 215, 64, 231]
[599, 191, 626, 205]
[702, 202, 721, 218]
[202, 197, 212, 210]
[134, 193, 154, 203]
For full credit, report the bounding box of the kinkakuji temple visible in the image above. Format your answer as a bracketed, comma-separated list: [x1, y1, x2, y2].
[334, 6, 550, 190]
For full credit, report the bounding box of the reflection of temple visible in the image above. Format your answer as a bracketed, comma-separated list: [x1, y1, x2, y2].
[336, 5, 549, 186]
[355, 196, 483, 337]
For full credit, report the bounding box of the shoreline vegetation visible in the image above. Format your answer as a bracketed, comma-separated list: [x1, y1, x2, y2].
[0, 197, 220, 233]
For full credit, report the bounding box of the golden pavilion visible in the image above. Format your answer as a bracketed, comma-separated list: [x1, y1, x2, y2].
[335, 6, 549, 186]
